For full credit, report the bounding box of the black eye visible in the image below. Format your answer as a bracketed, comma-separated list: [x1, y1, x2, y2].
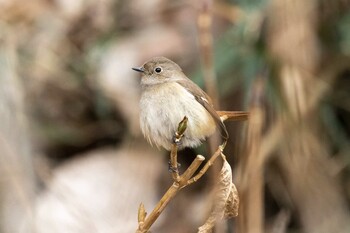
[154, 67, 162, 73]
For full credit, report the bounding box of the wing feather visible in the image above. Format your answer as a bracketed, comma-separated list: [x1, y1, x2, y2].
[175, 79, 229, 140]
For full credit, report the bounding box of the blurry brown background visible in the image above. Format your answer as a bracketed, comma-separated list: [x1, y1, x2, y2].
[0, 0, 350, 232]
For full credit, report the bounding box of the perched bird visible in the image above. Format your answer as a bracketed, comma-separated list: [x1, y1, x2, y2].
[132, 57, 228, 151]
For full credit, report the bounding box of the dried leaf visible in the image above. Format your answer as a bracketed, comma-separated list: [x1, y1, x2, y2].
[198, 157, 239, 232]
[213, 157, 233, 219]
[198, 216, 215, 233]
[224, 182, 239, 218]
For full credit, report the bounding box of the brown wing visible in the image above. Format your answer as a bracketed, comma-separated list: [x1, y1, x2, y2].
[175, 79, 229, 140]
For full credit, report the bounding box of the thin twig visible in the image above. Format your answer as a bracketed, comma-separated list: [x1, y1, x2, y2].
[179, 155, 205, 187]
[170, 143, 180, 182]
[187, 147, 222, 186]
[217, 111, 249, 121]
[170, 116, 188, 182]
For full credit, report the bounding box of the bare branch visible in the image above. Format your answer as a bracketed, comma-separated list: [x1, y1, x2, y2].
[136, 116, 240, 233]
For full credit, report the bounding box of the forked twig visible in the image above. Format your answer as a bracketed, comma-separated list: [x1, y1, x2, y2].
[136, 112, 248, 233]
[137, 118, 224, 233]
[186, 146, 223, 186]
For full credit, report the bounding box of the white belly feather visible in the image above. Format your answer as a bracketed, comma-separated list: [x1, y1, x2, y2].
[140, 82, 216, 150]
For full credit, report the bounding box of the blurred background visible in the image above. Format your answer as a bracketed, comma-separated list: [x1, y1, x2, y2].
[0, 0, 350, 232]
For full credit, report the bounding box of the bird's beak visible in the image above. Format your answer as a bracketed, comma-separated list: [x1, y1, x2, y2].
[132, 67, 145, 73]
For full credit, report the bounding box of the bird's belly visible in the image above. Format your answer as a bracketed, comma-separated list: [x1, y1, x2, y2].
[140, 82, 215, 150]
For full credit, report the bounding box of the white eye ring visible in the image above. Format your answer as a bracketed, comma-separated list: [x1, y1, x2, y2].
[154, 67, 162, 73]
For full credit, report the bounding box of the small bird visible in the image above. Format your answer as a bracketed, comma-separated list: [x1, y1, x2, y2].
[132, 57, 228, 151]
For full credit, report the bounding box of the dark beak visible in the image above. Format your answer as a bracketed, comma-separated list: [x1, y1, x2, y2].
[132, 67, 145, 73]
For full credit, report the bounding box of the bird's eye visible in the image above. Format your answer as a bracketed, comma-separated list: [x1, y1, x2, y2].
[154, 67, 162, 73]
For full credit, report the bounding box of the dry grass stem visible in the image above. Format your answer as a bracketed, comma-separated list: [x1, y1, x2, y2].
[197, 0, 218, 106]
[237, 78, 265, 233]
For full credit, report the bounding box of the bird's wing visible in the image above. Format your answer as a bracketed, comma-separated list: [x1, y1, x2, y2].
[175, 79, 229, 140]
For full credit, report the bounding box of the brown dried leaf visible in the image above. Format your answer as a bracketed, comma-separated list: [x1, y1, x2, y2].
[224, 182, 239, 218]
[198, 157, 239, 232]
[198, 216, 215, 233]
[214, 157, 233, 218]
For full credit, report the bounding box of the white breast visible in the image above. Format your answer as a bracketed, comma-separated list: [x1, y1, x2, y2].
[139, 82, 216, 150]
